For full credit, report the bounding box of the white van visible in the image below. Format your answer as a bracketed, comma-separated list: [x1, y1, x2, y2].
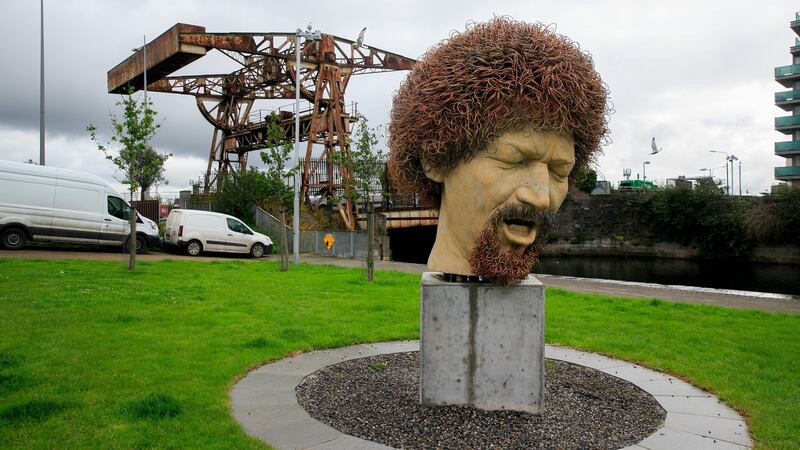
[0, 160, 160, 251]
[163, 209, 273, 258]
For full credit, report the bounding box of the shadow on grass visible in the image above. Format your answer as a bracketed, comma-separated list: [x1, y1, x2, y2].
[0, 352, 19, 370]
[244, 337, 280, 349]
[0, 373, 37, 394]
[124, 393, 181, 420]
[0, 399, 70, 423]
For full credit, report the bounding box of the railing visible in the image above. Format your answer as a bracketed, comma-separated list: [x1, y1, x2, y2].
[131, 200, 159, 222]
[775, 64, 800, 77]
[247, 102, 359, 126]
[775, 141, 800, 153]
[775, 166, 800, 178]
[775, 116, 800, 127]
[775, 90, 800, 102]
[251, 205, 372, 259]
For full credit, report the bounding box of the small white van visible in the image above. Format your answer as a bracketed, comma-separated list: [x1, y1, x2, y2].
[0, 160, 160, 251]
[163, 209, 273, 258]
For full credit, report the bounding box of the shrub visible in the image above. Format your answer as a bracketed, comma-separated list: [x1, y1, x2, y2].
[636, 179, 751, 257]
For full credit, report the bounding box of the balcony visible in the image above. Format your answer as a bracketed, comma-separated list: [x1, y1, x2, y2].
[775, 165, 800, 180]
[775, 64, 800, 87]
[775, 140, 800, 155]
[775, 90, 800, 110]
[775, 115, 800, 133]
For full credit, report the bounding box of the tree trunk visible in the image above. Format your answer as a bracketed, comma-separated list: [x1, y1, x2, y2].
[129, 206, 137, 271]
[279, 208, 289, 272]
[367, 208, 375, 282]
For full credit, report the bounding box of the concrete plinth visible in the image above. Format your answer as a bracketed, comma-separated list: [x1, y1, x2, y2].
[419, 272, 545, 414]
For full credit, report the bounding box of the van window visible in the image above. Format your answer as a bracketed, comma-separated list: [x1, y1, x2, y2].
[227, 218, 252, 235]
[107, 196, 130, 220]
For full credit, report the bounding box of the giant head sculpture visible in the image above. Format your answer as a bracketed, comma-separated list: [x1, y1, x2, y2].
[388, 18, 609, 285]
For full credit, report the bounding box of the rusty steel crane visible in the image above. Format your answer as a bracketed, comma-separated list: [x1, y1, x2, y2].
[107, 23, 415, 230]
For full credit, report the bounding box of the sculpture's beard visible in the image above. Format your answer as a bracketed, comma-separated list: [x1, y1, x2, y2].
[468, 203, 554, 286]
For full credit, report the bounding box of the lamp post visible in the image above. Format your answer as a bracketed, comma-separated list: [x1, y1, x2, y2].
[700, 165, 726, 184]
[39, 0, 45, 166]
[727, 155, 739, 196]
[132, 36, 147, 101]
[294, 25, 320, 265]
[643, 161, 650, 182]
[710, 150, 729, 195]
[739, 159, 742, 196]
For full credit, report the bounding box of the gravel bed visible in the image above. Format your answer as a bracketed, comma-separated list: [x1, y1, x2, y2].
[296, 352, 665, 449]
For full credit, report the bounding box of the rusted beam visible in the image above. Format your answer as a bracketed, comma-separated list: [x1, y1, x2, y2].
[179, 33, 258, 53]
[108, 23, 207, 94]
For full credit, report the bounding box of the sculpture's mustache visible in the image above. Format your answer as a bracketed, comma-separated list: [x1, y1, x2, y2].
[495, 203, 554, 235]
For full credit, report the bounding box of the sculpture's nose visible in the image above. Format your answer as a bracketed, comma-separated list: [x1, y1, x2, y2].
[513, 165, 550, 210]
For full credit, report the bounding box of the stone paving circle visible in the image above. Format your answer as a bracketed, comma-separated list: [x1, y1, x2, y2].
[230, 341, 753, 450]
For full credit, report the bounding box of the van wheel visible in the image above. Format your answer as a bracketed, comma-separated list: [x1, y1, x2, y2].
[250, 243, 265, 258]
[1, 227, 26, 250]
[135, 236, 147, 253]
[123, 236, 147, 253]
[186, 240, 203, 256]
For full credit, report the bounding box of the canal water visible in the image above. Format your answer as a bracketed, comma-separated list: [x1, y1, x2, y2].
[533, 255, 800, 296]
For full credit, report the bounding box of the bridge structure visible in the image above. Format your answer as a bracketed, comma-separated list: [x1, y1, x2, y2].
[107, 23, 415, 230]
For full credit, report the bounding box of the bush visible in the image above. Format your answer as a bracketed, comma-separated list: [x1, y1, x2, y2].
[213, 168, 291, 223]
[745, 187, 800, 245]
[637, 179, 752, 257]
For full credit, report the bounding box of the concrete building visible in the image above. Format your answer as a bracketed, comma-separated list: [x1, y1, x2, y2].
[774, 11, 800, 184]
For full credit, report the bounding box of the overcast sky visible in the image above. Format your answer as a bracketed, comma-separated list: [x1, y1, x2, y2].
[1, 0, 798, 198]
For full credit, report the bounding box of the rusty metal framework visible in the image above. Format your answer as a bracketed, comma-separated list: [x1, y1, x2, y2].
[108, 23, 414, 230]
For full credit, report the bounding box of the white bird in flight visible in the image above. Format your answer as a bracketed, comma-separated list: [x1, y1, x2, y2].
[650, 137, 663, 155]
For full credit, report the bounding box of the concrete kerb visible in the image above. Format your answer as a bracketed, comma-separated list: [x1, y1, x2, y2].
[229, 341, 753, 450]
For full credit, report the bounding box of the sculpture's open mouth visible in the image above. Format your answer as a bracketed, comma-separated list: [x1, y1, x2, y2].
[501, 218, 537, 246]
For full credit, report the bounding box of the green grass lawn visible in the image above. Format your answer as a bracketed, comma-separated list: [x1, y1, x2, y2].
[0, 258, 797, 449]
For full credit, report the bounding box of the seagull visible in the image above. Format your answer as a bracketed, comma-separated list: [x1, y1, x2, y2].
[356, 27, 367, 48]
[650, 137, 663, 155]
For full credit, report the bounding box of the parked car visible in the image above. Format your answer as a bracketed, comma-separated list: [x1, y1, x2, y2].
[0, 160, 160, 251]
[163, 209, 272, 257]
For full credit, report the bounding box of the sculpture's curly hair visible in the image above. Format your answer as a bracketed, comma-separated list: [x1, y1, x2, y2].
[388, 17, 610, 207]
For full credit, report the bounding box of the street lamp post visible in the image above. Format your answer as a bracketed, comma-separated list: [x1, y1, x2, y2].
[739, 159, 742, 196]
[727, 155, 739, 196]
[293, 25, 320, 265]
[39, 0, 45, 166]
[710, 150, 730, 195]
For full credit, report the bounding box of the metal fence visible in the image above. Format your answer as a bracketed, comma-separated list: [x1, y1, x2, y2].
[131, 200, 160, 222]
[252, 206, 371, 259]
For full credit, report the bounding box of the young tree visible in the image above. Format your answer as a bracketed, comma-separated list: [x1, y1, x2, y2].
[260, 113, 297, 271]
[134, 144, 169, 201]
[87, 90, 167, 270]
[336, 114, 385, 281]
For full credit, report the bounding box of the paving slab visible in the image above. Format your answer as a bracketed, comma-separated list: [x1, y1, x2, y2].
[636, 427, 750, 450]
[230, 341, 753, 450]
[307, 435, 394, 450]
[664, 413, 751, 447]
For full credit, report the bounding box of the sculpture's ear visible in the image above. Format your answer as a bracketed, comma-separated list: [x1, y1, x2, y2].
[422, 160, 445, 183]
